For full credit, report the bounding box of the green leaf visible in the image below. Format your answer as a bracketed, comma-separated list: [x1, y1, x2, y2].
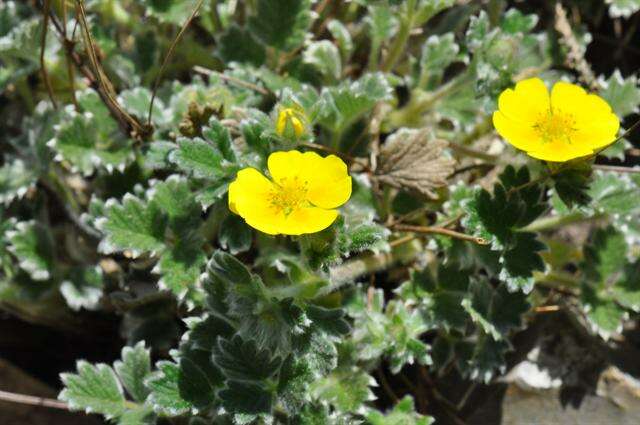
[317, 73, 392, 134]
[49, 110, 133, 176]
[581, 285, 627, 338]
[60, 266, 104, 311]
[6, 220, 55, 281]
[60, 361, 126, 419]
[143, 0, 197, 24]
[306, 305, 351, 337]
[146, 362, 192, 416]
[169, 137, 226, 180]
[367, 395, 434, 425]
[216, 24, 266, 66]
[462, 280, 529, 341]
[606, 0, 640, 18]
[218, 214, 252, 254]
[552, 165, 592, 208]
[311, 368, 376, 412]
[156, 236, 206, 297]
[0, 158, 37, 205]
[600, 70, 640, 117]
[419, 33, 462, 87]
[114, 342, 152, 403]
[303, 40, 342, 80]
[582, 226, 628, 283]
[327, 20, 353, 61]
[213, 335, 283, 381]
[218, 380, 274, 414]
[248, 0, 313, 51]
[97, 194, 166, 256]
[366, 4, 399, 43]
[119, 87, 168, 127]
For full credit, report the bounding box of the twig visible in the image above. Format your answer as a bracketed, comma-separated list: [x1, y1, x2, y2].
[0, 390, 68, 410]
[40, 0, 58, 108]
[593, 164, 640, 174]
[391, 224, 488, 245]
[193, 66, 270, 96]
[148, 0, 205, 126]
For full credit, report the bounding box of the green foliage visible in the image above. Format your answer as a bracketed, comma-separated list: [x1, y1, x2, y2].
[0, 1, 636, 424]
[60, 343, 154, 422]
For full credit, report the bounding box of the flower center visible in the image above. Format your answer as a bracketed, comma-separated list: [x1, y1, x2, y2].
[269, 176, 308, 216]
[532, 111, 577, 144]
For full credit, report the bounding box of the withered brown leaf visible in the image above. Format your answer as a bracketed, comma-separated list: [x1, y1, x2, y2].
[376, 128, 455, 198]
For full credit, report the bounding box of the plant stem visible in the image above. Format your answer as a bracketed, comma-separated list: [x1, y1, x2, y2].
[522, 212, 606, 233]
[0, 390, 68, 410]
[381, 0, 417, 72]
[392, 224, 488, 245]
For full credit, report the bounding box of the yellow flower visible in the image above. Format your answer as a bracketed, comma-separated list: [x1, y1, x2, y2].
[228, 150, 352, 235]
[493, 78, 620, 162]
[275, 107, 306, 138]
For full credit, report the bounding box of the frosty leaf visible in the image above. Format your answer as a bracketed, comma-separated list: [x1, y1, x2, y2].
[114, 342, 152, 403]
[146, 362, 192, 416]
[461, 280, 529, 341]
[367, 396, 434, 425]
[600, 70, 640, 117]
[0, 159, 37, 205]
[376, 128, 455, 197]
[60, 266, 104, 311]
[366, 4, 398, 43]
[49, 111, 133, 176]
[155, 236, 206, 298]
[303, 40, 342, 80]
[218, 380, 274, 414]
[98, 194, 167, 256]
[248, 0, 313, 51]
[579, 227, 632, 339]
[311, 368, 376, 413]
[6, 220, 55, 281]
[60, 361, 126, 419]
[419, 33, 463, 87]
[218, 214, 252, 254]
[606, 0, 640, 18]
[317, 73, 392, 134]
[169, 137, 226, 180]
[119, 87, 168, 127]
[213, 335, 283, 381]
[327, 20, 353, 61]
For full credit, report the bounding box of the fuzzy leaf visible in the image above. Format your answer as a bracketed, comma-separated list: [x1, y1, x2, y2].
[49, 111, 133, 176]
[98, 194, 166, 256]
[304, 40, 342, 80]
[600, 70, 640, 117]
[60, 362, 126, 419]
[367, 395, 434, 425]
[311, 369, 376, 412]
[606, 0, 640, 18]
[0, 159, 37, 205]
[60, 266, 104, 311]
[114, 342, 152, 403]
[213, 335, 283, 381]
[6, 220, 55, 281]
[218, 380, 274, 414]
[146, 362, 192, 416]
[218, 214, 252, 254]
[169, 137, 226, 180]
[377, 128, 455, 197]
[248, 0, 313, 51]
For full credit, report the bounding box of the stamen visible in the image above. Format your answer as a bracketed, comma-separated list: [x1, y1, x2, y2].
[532, 111, 577, 144]
[269, 176, 309, 216]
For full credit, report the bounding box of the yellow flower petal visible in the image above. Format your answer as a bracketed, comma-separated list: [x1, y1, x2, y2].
[492, 111, 540, 152]
[276, 206, 339, 235]
[497, 77, 550, 124]
[526, 140, 594, 162]
[228, 168, 278, 232]
[268, 150, 352, 209]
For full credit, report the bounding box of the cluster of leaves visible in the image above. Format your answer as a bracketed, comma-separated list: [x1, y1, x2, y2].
[1, 0, 640, 424]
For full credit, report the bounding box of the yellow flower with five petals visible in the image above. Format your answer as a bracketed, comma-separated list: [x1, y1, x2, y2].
[493, 78, 620, 162]
[228, 151, 352, 235]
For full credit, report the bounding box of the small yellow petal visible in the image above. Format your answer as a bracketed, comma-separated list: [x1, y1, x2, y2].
[492, 111, 539, 152]
[268, 150, 352, 209]
[498, 77, 550, 124]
